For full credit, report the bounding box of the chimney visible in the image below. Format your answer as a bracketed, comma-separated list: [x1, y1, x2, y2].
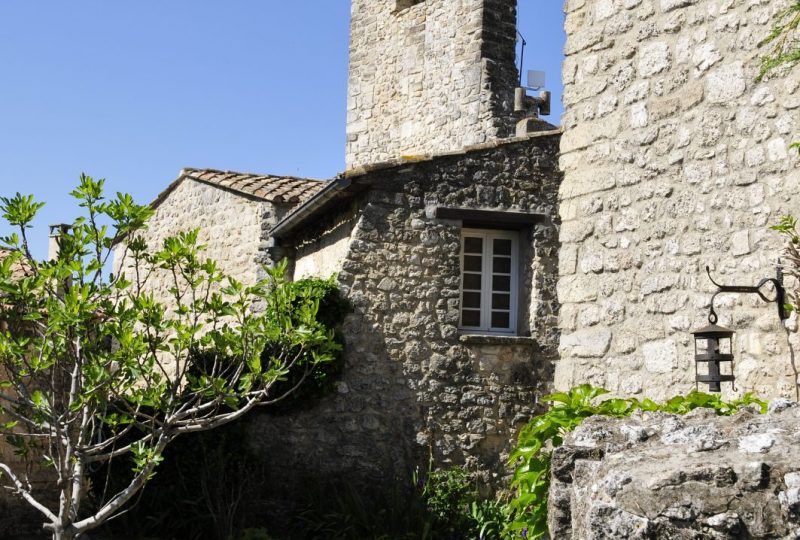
[514, 87, 553, 137]
[48, 224, 70, 260]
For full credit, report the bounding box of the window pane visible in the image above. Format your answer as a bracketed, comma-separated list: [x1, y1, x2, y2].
[493, 238, 512, 256]
[463, 273, 481, 290]
[492, 275, 510, 292]
[491, 311, 510, 329]
[462, 292, 481, 309]
[464, 237, 483, 254]
[461, 310, 481, 327]
[459, 230, 517, 333]
[464, 255, 482, 272]
[493, 256, 511, 274]
[492, 293, 510, 310]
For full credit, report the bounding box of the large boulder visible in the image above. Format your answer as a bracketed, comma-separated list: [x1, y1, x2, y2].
[548, 401, 800, 539]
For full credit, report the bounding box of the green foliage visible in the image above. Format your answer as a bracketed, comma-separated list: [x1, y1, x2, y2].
[0, 193, 46, 228]
[0, 175, 343, 538]
[505, 385, 767, 539]
[420, 465, 479, 538]
[757, 0, 800, 81]
[469, 498, 512, 540]
[771, 215, 799, 242]
[771, 215, 800, 315]
[268, 277, 350, 409]
[294, 463, 500, 539]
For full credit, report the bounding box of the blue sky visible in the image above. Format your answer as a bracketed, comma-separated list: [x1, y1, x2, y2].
[0, 2, 565, 257]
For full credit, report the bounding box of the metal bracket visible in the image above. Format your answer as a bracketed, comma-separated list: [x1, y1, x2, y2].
[705, 265, 787, 324]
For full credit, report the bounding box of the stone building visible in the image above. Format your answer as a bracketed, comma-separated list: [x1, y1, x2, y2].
[0, 250, 57, 534]
[556, 0, 800, 400]
[128, 167, 325, 292]
[258, 131, 561, 501]
[114, 0, 800, 509]
[3, 0, 800, 535]
[113, 0, 562, 499]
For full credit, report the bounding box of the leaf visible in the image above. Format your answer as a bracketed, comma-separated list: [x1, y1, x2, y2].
[31, 390, 49, 411]
[0, 193, 45, 227]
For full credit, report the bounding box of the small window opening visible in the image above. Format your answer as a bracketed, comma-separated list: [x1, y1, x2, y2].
[459, 229, 519, 335]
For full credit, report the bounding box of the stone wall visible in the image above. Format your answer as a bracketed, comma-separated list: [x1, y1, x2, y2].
[113, 179, 279, 301]
[549, 401, 800, 538]
[293, 203, 359, 280]
[248, 133, 562, 509]
[345, 0, 518, 169]
[0, 393, 54, 538]
[557, 0, 800, 400]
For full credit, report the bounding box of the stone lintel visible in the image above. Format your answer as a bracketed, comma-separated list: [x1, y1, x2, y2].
[432, 206, 547, 228]
[459, 334, 538, 347]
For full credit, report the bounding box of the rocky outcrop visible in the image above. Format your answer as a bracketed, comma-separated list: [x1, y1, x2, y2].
[549, 401, 800, 539]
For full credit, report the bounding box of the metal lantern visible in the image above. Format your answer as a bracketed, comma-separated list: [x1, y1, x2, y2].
[691, 323, 735, 392]
[691, 265, 788, 393]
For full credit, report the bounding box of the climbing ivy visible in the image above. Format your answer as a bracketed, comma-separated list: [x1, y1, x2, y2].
[771, 215, 800, 316]
[503, 385, 767, 539]
[757, 0, 800, 82]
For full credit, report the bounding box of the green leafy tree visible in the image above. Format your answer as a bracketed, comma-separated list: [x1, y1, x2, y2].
[0, 175, 340, 540]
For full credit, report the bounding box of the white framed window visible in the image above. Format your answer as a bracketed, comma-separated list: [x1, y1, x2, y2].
[459, 228, 519, 335]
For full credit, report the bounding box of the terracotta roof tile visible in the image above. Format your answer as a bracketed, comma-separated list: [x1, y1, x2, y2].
[182, 168, 326, 204]
[0, 249, 33, 280]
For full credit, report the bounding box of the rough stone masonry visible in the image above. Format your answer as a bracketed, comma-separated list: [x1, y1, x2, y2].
[557, 0, 800, 400]
[345, 0, 518, 168]
[549, 401, 800, 538]
[249, 133, 562, 515]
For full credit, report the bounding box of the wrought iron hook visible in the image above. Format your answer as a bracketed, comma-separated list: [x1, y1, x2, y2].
[704, 265, 788, 323]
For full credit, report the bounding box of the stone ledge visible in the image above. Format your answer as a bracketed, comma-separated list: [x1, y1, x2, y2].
[343, 130, 563, 179]
[459, 334, 539, 347]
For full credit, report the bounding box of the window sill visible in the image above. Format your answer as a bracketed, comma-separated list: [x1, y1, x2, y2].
[458, 334, 538, 347]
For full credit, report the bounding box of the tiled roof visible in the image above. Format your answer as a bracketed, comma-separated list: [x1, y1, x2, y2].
[0, 249, 32, 279]
[182, 168, 326, 204]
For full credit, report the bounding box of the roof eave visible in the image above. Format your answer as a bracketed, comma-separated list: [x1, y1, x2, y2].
[270, 176, 352, 241]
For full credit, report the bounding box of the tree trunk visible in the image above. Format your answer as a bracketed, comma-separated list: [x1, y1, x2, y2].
[50, 525, 78, 540]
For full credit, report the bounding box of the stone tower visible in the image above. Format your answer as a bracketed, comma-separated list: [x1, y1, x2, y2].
[345, 0, 519, 169]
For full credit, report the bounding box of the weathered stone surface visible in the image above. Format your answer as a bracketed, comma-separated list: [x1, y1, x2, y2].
[113, 177, 290, 310]
[549, 404, 800, 539]
[250, 133, 562, 516]
[638, 42, 671, 77]
[560, 328, 613, 358]
[706, 62, 746, 104]
[558, 0, 800, 400]
[345, 0, 519, 168]
[642, 339, 677, 374]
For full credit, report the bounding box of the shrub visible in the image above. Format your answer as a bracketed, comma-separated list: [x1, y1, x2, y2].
[504, 385, 766, 539]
